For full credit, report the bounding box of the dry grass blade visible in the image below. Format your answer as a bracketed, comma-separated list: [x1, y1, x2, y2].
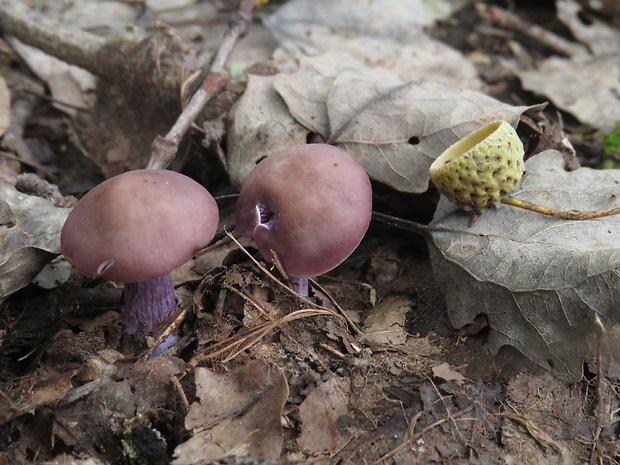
[495, 412, 564, 455]
[187, 231, 364, 366]
[190, 308, 338, 365]
[226, 231, 365, 336]
[226, 230, 301, 298]
[309, 279, 364, 337]
[223, 283, 277, 322]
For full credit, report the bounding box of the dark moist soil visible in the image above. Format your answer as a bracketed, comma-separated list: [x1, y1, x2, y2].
[1, 217, 618, 465]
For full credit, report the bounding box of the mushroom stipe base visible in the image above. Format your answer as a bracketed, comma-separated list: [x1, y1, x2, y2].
[123, 273, 177, 335]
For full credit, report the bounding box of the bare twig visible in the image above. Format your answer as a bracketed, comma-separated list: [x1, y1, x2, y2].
[0, 1, 257, 172]
[476, 3, 587, 57]
[502, 196, 620, 220]
[0, 0, 104, 74]
[146, 0, 257, 170]
[589, 316, 608, 465]
[371, 211, 431, 237]
[190, 308, 337, 365]
[0, 150, 54, 180]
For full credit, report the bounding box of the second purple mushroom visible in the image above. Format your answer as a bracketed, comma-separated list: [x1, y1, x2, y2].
[235, 144, 372, 296]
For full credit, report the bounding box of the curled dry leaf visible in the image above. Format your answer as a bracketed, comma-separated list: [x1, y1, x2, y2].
[8, 37, 96, 118]
[514, 56, 620, 132]
[229, 52, 531, 192]
[0, 182, 70, 302]
[297, 376, 350, 455]
[226, 74, 309, 187]
[432, 362, 468, 386]
[362, 296, 411, 346]
[264, 0, 481, 89]
[427, 150, 620, 381]
[174, 360, 288, 464]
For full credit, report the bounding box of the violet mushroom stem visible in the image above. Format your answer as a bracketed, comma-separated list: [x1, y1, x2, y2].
[122, 274, 177, 335]
[61, 169, 219, 336]
[290, 277, 309, 297]
[235, 144, 372, 297]
[262, 243, 310, 296]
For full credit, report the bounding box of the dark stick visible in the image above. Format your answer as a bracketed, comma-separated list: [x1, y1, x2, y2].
[146, 0, 257, 170]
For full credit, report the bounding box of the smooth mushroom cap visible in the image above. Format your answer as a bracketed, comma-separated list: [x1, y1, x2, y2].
[235, 144, 372, 278]
[61, 169, 219, 283]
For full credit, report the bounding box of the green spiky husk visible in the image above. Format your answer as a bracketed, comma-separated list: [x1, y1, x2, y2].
[429, 121, 525, 213]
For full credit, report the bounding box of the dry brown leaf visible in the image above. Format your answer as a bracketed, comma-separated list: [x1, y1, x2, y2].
[61, 0, 137, 32]
[328, 77, 529, 193]
[0, 390, 20, 425]
[8, 38, 96, 118]
[428, 150, 620, 381]
[265, 1, 481, 89]
[515, 56, 620, 132]
[37, 456, 107, 465]
[52, 356, 187, 464]
[362, 296, 411, 346]
[0, 182, 70, 302]
[0, 368, 75, 426]
[297, 376, 350, 455]
[174, 360, 288, 464]
[230, 52, 529, 193]
[274, 52, 402, 140]
[432, 362, 467, 386]
[226, 73, 309, 187]
[557, 0, 620, 56]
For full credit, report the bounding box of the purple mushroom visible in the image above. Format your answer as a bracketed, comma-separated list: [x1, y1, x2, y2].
[61, 169, 219, 335]
[235, 144, 372, 296]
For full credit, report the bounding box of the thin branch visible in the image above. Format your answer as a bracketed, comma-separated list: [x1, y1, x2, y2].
[146, 0, 257, 170]
[0, 0, 104, 74]
[371, 211, 431, 238]
[502, 196, 620, 220]
[0, 1, 257, 172]
[476, 3, 587, 57]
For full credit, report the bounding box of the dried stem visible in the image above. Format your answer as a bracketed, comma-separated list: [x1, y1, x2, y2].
[589, 317, 608, 465]
[371, 211, 431, 236]
[0, 0, 258, 172]
[476, 3, 587, 57]
[502, 196, 620, 220]
[0, 0, 104, 74]
[146, 0, 257, 170]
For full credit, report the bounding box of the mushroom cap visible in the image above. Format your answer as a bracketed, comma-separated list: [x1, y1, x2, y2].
[61, 169, 219, 283]
[235, 144, 372, 278]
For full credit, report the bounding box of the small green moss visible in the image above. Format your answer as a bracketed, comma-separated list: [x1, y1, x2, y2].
[603, 121, 620, 156]
[599, 121, 620, 169]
